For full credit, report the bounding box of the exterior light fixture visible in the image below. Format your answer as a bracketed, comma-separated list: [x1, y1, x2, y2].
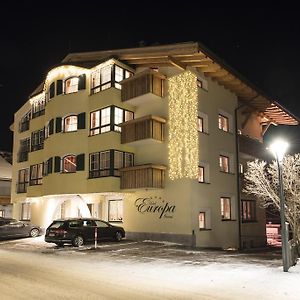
[269, 138, 289, 272]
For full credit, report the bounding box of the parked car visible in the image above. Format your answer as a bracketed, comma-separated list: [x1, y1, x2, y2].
[44, 218, 125, 247]
[0, 217, 40, 239]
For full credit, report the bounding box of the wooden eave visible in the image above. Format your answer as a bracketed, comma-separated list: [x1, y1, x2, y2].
[58, 42, 298, 126]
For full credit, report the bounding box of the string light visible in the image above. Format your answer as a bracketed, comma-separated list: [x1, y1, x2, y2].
[44, 65, 89, 90]
[168, 71, 199, 180]
[29, 92, 46, 105]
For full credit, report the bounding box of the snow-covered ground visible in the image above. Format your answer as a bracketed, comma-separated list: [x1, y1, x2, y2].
[0, 237, 299, 299]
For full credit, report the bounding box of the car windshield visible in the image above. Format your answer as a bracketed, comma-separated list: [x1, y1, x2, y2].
[49, 221, 65, 229]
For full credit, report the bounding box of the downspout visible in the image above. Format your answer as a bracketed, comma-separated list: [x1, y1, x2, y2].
[234, 95, 259, 250]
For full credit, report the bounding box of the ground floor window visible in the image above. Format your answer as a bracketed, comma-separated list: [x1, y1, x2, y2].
[198, 208, 211, 230]
[242, 200, 256, 222]
[108, 200, 123, 222]
[21, 203, 31, 221]
[0, 210, 4, 217]
[199, 212, 206, 229]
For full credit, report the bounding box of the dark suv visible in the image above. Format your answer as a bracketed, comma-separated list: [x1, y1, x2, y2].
[44, 218, 125, 247]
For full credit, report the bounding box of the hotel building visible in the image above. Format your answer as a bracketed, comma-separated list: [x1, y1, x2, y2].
[11, 42, 298, 249]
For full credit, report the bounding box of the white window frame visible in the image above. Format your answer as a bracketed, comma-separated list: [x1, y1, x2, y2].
[108, 199, 123, 222]
[65, 77, 79, 94]
[64, 115, 78, 132]
[21, 203, 31, 221]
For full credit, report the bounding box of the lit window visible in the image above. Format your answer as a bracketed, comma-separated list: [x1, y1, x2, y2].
[197, 117, 203, 132]
[198, 166, 205, 183]
[90, 106, 133, 136]
[199, 212, 206, 229]
[219, 155, 229, 173]
[65, 77, 79, 94]
[220, 197, 231, 220]
[239, 163, 244, 174]
[17, 168, 29, 193]
[64, 115, 78, 132]
[218, 114, 229, 132]
[89, 150, 133, 178]
[101, 65, 112, 90]
[90, 111, 100, 135]
[21, 203, 31, 221]
[114, 107, 125, 131]
[242, 200, 256, 222]
[101, 107, 111, 133]
[63, 155, 76, 173]
[30, 163, 43, 185]
[109, 200, 123, 222]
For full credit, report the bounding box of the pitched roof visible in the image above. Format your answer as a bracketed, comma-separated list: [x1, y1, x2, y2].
[32, 42, 299, 126]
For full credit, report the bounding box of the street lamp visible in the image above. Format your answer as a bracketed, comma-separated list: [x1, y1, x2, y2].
[269, 139, 289, 272]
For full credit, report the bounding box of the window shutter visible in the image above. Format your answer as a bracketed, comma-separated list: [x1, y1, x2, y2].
[78, 74, 86, 90]
[47, 157, 53, 174]
[54, 156, 61, 173]
[77, 112, 86, 129]
[76, 153, 85, 171]
[49, 82, 55, 99]
[49, 119, 54, 135]
[55, 117, 62, 133]
[56, 80, 63, 95]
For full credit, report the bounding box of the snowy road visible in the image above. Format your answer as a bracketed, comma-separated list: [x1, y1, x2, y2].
[0, 237, 299, 299]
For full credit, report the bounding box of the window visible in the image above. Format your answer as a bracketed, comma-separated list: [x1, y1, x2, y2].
[90, 106, 133, 136]
[109, 200, 123, 222]
[63, 155, 77, 173]
[0, 210, 4, 217]
[242, 200, 256, 222]
[17, 168, 29, 193]
[89, 150, 134, 178]
[30, 163, 43, 185]
[221, 197, 231, 220]
[197, 117, 203, 132]
[198, 166, 205, 183]
[64, 115, 78, 132]
[18, 137, 30, 162]
[239, 163, 244, 174]
[21, 203, 31, 221]
[19, 110, 31, 132]
[218, 114, 229, 132]
[65, 77, 79, 94]
[91, 63, 133, 94]
[31, 95, 46, 118]
[219, 155, 229, 173]
[199, 212, 206, 229]
[31, 129, 44, 152]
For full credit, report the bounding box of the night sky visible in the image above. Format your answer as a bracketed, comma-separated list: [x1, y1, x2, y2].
[1, 1, 300, 153]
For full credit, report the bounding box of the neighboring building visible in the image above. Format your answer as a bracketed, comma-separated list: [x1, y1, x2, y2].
[11, 42, 299, 249]
[0, 151, 12, 217]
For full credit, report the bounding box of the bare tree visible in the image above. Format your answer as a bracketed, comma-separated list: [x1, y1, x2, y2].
[243, 154, 300, 248]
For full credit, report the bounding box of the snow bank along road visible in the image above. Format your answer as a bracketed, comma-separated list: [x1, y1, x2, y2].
[0, 237, 299, 299]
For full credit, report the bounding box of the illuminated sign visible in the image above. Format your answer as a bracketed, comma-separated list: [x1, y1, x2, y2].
[135, 197, 176, 219]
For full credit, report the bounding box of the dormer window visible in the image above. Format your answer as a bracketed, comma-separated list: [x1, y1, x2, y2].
[65, 77, 79, 94]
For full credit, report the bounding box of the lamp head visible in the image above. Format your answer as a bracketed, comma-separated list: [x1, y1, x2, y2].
[269, 139, 289, 162]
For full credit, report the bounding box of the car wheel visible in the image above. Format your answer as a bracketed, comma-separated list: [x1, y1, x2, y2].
[72, 236, 84, 247]
[115, 231, 122, 242]
[30, 228, 39, 238]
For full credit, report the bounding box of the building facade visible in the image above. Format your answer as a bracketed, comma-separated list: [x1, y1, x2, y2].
[0, 151, 13, 217]
[11, 42, 298, 249]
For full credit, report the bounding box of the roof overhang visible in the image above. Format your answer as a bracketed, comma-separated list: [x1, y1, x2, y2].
[31, 42, 297, 126]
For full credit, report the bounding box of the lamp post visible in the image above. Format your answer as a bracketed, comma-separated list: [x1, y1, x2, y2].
[269, 139, 289, 272]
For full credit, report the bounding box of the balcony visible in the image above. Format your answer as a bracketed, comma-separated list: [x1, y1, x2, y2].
[120, 115, 166, 145]
[120, 164, 166, 189]
[121, 69, 165, 105]
[238, 134, 267, 159]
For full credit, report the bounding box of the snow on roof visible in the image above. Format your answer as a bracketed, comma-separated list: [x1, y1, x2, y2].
[0, 155, 12, 180]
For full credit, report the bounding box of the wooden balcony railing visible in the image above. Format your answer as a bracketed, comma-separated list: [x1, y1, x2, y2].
[120, 115, 166, 144]
[121, 69, 165, 104]
[120, 164, 166, 189]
